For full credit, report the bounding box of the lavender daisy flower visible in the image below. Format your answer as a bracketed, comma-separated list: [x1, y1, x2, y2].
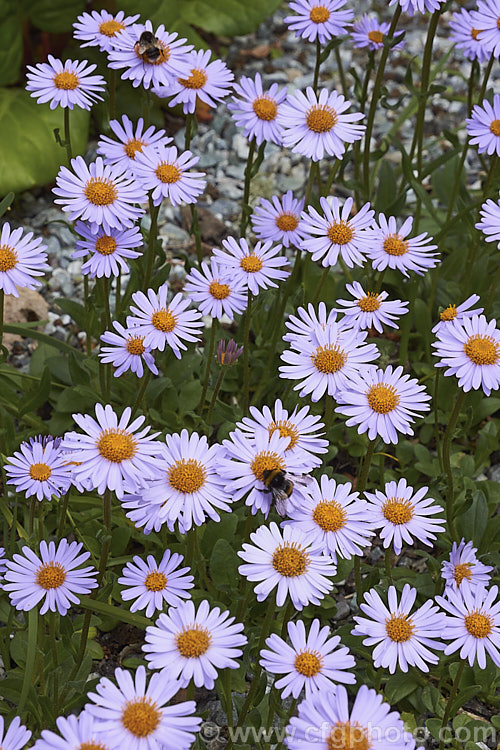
[26, 55, 105, 110]
[450, 9, 491, 63]
[251, 191, 306, 248]
[108, 21, 193, 89]
[5, 436, 72, 501]
[184, 260, 248, 321]
[99, 321, 159, 378]
[335, 365, 431, 444]
[3, 539, 97, 615]
[60, 404, 163, 500]
[154, 49, 234, 114]
[476, 194, 500, 249]
[73, 10, 140, 52]
[284, 0, 353, 43]
[33, 712, 109, 750]
[143, 600, 247, 689]
[0, 717, 31, 750]
[300, 196, 375, 268]
[73, 221, 143, 278]
[389, 0, 446, 16]
[85, 665, 201, 750]
[279, 323, 379, 402]
[213, 236, 289, 295]
[436, 583, 500, 668]
[441, 539, 493, 594]
[283, 302, 342, 344]
[351, 14, 405, 51]
[53, 156, 146, 233]
[238, 522, 337, 610]
[364, 478, 445, 554]
[0, 223, 49, 297]
[260, 618, 355, 700]
[281, 88, 365, 162]
[352, 585, 444, 674]
[132, 144, 206, 207]
[466, 96, 500, 156]
[283, 475, 374, 561]
[366, 214, 439, 276]
[227, 73, 288, 146]
[431, 294, 483, 334]
[433, 314, 500, 396]
[334, 282, 408, 332]
[472, 0, 500, 57]
[217, 338, 243, 365]
[286, 684, 415, 750]
[119, 550, 194, 618]
[97, 115, 172, 172]
[126, 286, 204, 357]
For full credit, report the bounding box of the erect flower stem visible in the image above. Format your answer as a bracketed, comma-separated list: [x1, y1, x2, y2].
[108, 68, 116, 122]
[385, 548, 393, 585]
[57, 490, 70, 538]
[197, 319, 218, 416]
[243, 291, 253, 414]
[323, 395, 334, 435]
[274, 698, 298, 750]
[334, 45, 348, 99]
[184, 113, 203, 265]
[144, 196, 160, 289]
[433, 369, 443, 473]
[0, 289, 4, 355]
[478, 55, 494, 104]
[353, 439, 376, 599]
[49, 611, 60, 713]
[63, 107, 73, 164]
[313, 38, 322, 92]
[224, 668, 234, 728]
[185, 527, 197, 569]
[240, 139, 257, 238]
[18, 607, 38, 716]
[439, 661, 465, 750]
[442, 389, 466, 542]
[206, 366, 227, 427]
[131, 369, 152, 419]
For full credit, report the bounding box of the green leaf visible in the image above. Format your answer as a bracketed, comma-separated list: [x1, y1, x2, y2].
[209, 538, 240, 589]
[0, 1, 23, 86]
[456, 490, 489, 547]
[18, 366, 51, 416]
[375, 160, 398, 212]
[0, 190, 14, 218]
[384, 671, 419, 703]
[78, 596, 149, 630]
[22, 0, 85, 32]
[3, 323, 84, 357]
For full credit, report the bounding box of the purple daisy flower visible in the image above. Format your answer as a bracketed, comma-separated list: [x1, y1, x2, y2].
[433, 314, 500, 396]
[450, 9, 492, 63]
[143, 600, 247, 689]
[441, 539, 493, 595]
[364, 478, 445, 554]
[466, 96, 500, 157]
[217, 338, 243, 365]
[5, 436, 72, 501]
[73, 221, 143, 278]
[227, 73, 288, 146]
[53, 156, 146, 233]
[251, 191, 306, 248]
[279, 322, 379, 402]
[283, 302, 342, 344]
[153, 49, 234, 114]
[99, 321, 159, 379]
[286, 684, 415, 750]
[238, 522, 337, 610]
[472, 0, 500, 57]
[26, 55, 105, 110]
[366, 213, 439, 277]
[431, 294, 483, 334]
[132, 144, 206, 207]
[60, 404, 163, 500]
[97, 115, 172, 173]
[0, 717, 31, 750]
[33, 712, 108, 750]
[284, 0, 353, 43]
[213, 236, 289, 295]
[281, 87, 365, 162]
[334, 281, 408, 332]
[300, 196, 375, 268]
[335, 365, 431, 444]
[3, 539, 97, 615]
[0, 222, 49, 297]
[126, 286, 204, 357]
[73, 10, 140, 52]
[351, 14, 405, 51]
[184, 260, 248, 321]
[118, 550, 194, 618]
[476, 194, 500, 249]
[352, 585, 444, 674]
[108, 20, 193, 89]
[85, 665, 201, 750]
[389, 0, 446, 16]
[436, 583, 500, 668]
[260, 618, 355, 700]
[283, 475, 374, 561]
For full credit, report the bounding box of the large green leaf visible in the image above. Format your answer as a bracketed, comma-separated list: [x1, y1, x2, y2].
[0, 88, 89, 194]
[21, 0, 85, 33]
[0, 1, 23, 86]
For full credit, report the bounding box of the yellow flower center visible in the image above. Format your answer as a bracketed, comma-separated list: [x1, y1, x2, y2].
[327, 220, 354, 245]
[440, 304, 457, 322]
[306, 105, 337, 133]
[95, 236, 117, 255]
[121, 698, 160, 737]
[294, 649, 323, 676]
[490, 119, 500, 137]
[272, 542, 309, 577]
[84, 178, 118, 206]
[385, 613, 414, 642]
[126, 335, 146, 355]
[136, 43, 170, 65]
[366, 383, 400, 414]
[79, 741, 108, 750]
[383, 235, 409, 256]
[251, 450, 285, 482]
[176, 625, 212, 657]
[313, 500, 347, 532]
[152, 309, 177, 332]
[471, 28, 481, 40]
[368, 30, 384, 43]
[498, 15, 500, 31]
[327, 722, 371, 750]
[155, 163, 181, 184]
[252, 96, 278, 121]
[97, 429, 137, 463]
[464, 610, 493, 638]
[209, 281, 231, 299]
[0, 244, 18, 272]
[357, 293, 380, 312]
[309, 6, 331, 23]
[268, 420, 300, 450]
[99, 19, 125, 36]
[168, 458, 206, 493]
[124, 138, 146, 159]
[453, 562, 473, 586]
[36, 562, 66, 589]
[29, 462, 52, 481]
[179, 68, 208, 89]
[464, 334, 500, 366]
[275, 212, 299, 232]
[312, 344, 347, 374]
[53, 71, 79, 90]
[240, 255, 263, 273]
[382, 497, 414, 525]
[144, 570, 167, 591]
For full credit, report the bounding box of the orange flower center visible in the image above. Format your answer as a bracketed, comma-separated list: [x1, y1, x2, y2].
[327, 221, 354, 245]
[36, 562, 66, 589]
[29, 462, 52, 481]
[97, 429, 137, 462]
[152, 309, 177, 332]
[382, 497, 414, 525]
[84, 178, 118, 206]
[327, 722, 371, 750]
[126, 335, 146, 355]
[79, 741, 108, 750]
[490, 119, 500, 137]
[313, 500, 347, 531]
[144, 570, 167, 591]
[366, 383, 399, 414]
[383, 235, 409, 256]
[464, 610, 493, 638]
[306, 105, 337, 133]
[124, 138, 146, 159]
[168, 459, 206, 493]
[240, 255, 263, 273]
[294, 649, 323, 676]
[440, 304, 457, 322]
[471, 28, 481, 40]
[53, 71, 79, 90]
[310, 6, 331, 23]
[464, 334, 500, 366]
[209, 281, 231, 299]
[368, 30, 384, 43]
[121, 698, 160, 737]
[275, 212, 299, 232]
[251, 450, 285, 481]
[268, 420, 300, 450]
[357, 293, 380, 312]
[179, 68, 208, 89]
[0, 244, 17, 272]
[99, 19, 125, 36]
[95, 236, 117, 255]
[272, 543, 309, 576]
[385, 613, 414, 642]
[176, 625, 212, 657]
[453, 562, 473, 586]
[252, 97, 278, 121]
[312, 344, 347, 373]
[155, 163, 181, 184]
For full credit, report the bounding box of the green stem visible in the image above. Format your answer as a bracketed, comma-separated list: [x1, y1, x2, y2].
[385, 548, 393, 585]
[224, 668, 233, 728]
[115, 269, 121, 318]
[37, 500, 44, 543]
[206, 367, 227, 427]
[185, 528, 197, 569]
[197, 320, 217, 416]
[304, 161, 317, 206]
[131, 369, 152, 418]
[353, 440, 376, 600]
[49, 611, 59, 713]
[398, 278, 417, 367]
[313, 38, 322, 92]
[478, 55, 494, 104]
[109, 68, 116, 122]
[482, 154, 499, 199]
[323, 396, 334, 436]
[433, 369, 443, 472]
[64, 107, 72, 164]
[190, 204, 203, 267]
[334, 45, 348, 99]
[0, 289, 4, 353]
[18, 608, 38, 715]
[83, 275, 91, 356]
[439, 661, 465, 750]
[243, 291, 253, 414]
[485, 261, 500, 313]
[240, 139, 256, 238]
[312, 266, 329, 304]
[145, 198, 160, 289]
[274, 699, 298, 750]
[442, 390, 466, 541]
[57, 491, 70, 538]
[102, 277, 111, 331]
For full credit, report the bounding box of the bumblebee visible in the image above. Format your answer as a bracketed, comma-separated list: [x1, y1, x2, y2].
[135, 31, 163, 64]
[262, 469, 294, 517]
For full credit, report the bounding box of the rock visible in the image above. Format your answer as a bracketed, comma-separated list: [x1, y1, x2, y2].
[232, 133, 250, 161]
[488, 464, 500, 483]
[3, 288, 50, 352]
[159, 222, 191, 249]
[200, 722, 219, 742]
[180, 206, 229, 247]
[333, 599, 350, 620]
